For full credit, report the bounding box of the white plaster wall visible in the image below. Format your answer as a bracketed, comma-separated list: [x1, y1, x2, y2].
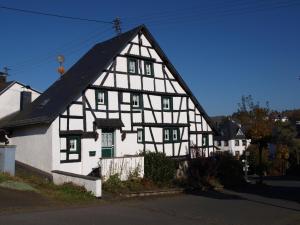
[0, 83, 40, 119]
[11, 123, 53, 173]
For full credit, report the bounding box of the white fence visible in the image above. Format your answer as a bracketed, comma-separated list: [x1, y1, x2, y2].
[100, 156, 144, 181]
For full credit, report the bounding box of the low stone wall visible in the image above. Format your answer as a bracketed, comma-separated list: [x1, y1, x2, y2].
[0, 145, 16, 175]
[52, 170, 102, 197]
[100, 156, 144, 181]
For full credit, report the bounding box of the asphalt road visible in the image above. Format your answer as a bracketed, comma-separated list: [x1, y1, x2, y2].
[0, 178, 299, 225]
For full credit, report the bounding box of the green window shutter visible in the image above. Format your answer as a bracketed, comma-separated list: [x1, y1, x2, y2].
[140, 94, 144, 108]
[95, 90, 99, 110]
[170, 97, 173, 111]
[104, 91, 108, 105]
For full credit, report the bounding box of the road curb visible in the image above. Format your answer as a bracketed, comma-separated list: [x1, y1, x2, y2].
[120, 188, 185, 198]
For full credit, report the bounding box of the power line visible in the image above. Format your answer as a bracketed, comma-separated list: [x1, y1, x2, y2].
[124, 0, 300, 28]
[11, 27, 114, 74]
[0, 5, 113, 24]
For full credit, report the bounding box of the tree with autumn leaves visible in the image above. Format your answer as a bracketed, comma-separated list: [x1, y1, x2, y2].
[232, 95, 300, 181]
[233, 95, 274, 183]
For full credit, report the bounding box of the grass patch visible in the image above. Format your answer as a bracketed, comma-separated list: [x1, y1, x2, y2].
[0, 180, 37, 192]
[103, 174, 176, 194]
[15, 169, 96, 204]
[0, 172, 13, 183]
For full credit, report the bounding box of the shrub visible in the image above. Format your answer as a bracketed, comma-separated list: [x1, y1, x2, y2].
[142, 151, 176, 184]
[216, 153, 245, 187]
[102, 174, 124, 193]
[187, 153, 245, 189]
[187, 157, 219, 189]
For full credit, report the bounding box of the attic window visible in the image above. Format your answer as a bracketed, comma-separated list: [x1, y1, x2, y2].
[144, 61, 154, 76]
[128, 58, 138, 74]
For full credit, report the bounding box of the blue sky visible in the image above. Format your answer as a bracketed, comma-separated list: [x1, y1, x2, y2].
[0, 0, 299, 116]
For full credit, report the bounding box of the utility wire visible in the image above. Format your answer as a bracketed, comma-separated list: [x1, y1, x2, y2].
[124, 0, 300, 28]
[11, 26, 113, 69]
[0, 5, 113, 24]
[11, 28, 113, 74]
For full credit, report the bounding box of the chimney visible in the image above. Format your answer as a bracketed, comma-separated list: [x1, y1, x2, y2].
[0, 72, 7, 85]
[20, 91, 32, 110]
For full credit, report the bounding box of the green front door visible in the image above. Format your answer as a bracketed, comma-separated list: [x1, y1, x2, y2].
[101, 131, 114, 158]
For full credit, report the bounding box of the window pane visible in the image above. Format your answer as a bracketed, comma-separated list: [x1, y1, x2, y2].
[145, 63, 152, 75]
[98, 92, 105, 104]
[129, 60, 136, 73]
[164, 129, 169, 140]
[163, 98, 170, 110]
[69, 139, 77, 151]
[173, 129, 178, 140]
[133, 95, 139, 107]
[137, 130, 143, 142]
[235, 140, 240, 146]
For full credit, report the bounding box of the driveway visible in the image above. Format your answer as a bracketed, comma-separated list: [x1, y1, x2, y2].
[0, 178, 299, 225]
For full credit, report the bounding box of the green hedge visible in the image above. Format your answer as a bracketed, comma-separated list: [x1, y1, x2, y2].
[142, 151, 176, 184]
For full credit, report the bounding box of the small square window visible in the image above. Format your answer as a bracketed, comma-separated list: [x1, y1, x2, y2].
[69, 139, 77, 151]
[242, 140, 247, 146]
[235, 140, 240, 146]
[217, 140, 222, 146]
[97, 92, 105, 104]
[128, 58, 137, 74]
[144, 61, 153, 76]
[96, 90, 107, 108]
[132, 94, 141, 108]
[137, 129, 143, 143]
[162, 97, 172, 111]
[224, 140, 229, 146]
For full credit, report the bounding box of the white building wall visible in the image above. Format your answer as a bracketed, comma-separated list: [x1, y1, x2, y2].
[0, 83, 40, 119]
[11, 123, 53, 173]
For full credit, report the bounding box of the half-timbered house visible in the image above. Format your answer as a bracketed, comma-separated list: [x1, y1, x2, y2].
[1, 25, 216, 176]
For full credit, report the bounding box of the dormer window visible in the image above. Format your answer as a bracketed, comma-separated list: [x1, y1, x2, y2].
[144, 61, 154, 76]
[128, 58, 138, 74]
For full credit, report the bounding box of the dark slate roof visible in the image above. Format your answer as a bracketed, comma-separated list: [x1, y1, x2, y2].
[1, 25, 217, 134]
[214, 119, 246, 141]
[95, 118, 124, 129]
[1, 26, 141, 128]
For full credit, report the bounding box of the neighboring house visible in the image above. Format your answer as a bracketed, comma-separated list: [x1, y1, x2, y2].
[213, 118, 250, 157]
[0, 73, 40, 120]
[0, 25, 216, 177]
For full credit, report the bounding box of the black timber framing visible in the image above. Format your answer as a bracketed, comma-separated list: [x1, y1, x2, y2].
[89, 85, 187, 97]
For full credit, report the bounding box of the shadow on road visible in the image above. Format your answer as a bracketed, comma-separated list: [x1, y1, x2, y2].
[231, 176, 300, 204]
[186, 176, 300, 213]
